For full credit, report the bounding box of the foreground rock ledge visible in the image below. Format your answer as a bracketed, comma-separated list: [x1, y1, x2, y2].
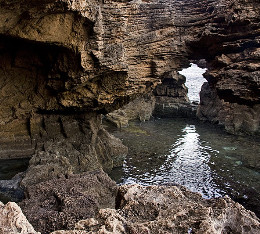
[52, 184, 260, 234]
[1, 184, 259, 233]
[19, 170, 118, 234]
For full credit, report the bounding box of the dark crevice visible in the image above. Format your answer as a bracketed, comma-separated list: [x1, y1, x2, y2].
[58, 117, 68, 139]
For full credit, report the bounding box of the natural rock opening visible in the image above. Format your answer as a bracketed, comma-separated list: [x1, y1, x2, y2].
[179, 62, 207, 104]
[0, 0, 259, 232]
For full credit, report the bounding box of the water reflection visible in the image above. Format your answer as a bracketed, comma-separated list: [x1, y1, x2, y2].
[107, 118, 260, 216]
[158, 125, 221, 198]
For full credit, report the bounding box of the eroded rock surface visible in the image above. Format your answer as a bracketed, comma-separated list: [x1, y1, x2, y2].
[0, 0, 259, 163]
[153, 72, 197, 118]
[19, 170, 118, 234]
[194, 0, 260, 134]
[52, 184, 260, 234]
[0, 201, 39, 234]
[106, 94, 155, 128]
[20, 113, 127, 187]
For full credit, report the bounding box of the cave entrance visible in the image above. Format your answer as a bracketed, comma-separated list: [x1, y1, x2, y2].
[179, 63, 207, 104]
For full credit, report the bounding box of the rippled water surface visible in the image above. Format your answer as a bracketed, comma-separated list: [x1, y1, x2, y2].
[107, 118, 260, 216]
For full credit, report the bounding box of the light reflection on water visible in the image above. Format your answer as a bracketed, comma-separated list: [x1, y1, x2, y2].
[107, 118, 260, 216]
[159, 125, 221, 198]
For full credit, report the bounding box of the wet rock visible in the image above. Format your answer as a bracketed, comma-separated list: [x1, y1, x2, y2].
[19, 170, 118, 234]
[0, 201, 39, 234]
[53, 184, 260, 234]
[0, 173, 25, 203]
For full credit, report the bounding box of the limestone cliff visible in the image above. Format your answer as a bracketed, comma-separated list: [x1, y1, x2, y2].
[195, 0, 260, 135]
[0, 0, 259, 183]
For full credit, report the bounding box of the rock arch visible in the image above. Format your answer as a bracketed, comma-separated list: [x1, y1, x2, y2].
[0, 0, 259, 184]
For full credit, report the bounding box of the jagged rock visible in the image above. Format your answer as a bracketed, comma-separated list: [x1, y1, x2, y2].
[19, 113, 127, 187]
[154, 97, 197, 118]
[106, 94, 156, 128]
[0, 0, 259, 164]
[197, 82, 260, 135]
[194, 0, 260, 134]
[19, 170, 118, 234]
[153, 71, 197, 118]
[0, 201, 39, 234]
[53, 184, 260, 234]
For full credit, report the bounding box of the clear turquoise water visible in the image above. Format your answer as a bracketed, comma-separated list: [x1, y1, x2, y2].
[107, 118, 260, 217]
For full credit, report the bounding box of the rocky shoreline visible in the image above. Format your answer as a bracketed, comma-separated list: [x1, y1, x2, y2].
[0, 0, 259, 232]
[0, 176, 260, 233]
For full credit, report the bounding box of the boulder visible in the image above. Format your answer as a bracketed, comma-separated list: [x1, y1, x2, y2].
[106, 94, 156, 128]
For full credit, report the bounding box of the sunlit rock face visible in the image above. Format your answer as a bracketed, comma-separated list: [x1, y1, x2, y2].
[0, 0, 259, 170]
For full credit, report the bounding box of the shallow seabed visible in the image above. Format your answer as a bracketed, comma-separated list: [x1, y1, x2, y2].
[107, 118, 260, 217]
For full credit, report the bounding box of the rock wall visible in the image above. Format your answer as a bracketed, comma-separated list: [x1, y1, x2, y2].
[194, 0, 260, 135]
[0, 0, 259, 182]
[153, 72, 197, 118]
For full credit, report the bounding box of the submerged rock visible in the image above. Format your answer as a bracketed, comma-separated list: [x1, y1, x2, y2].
[19, 170, 118, 234]
[53, 184, 260, 234]
[0, 201, 39, 234]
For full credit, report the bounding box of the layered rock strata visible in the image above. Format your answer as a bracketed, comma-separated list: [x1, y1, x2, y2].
[153, 72, 197, 118]
[53, 184, 260, 234]
[195, 0, 260, 135]
[0, 0, 259, 164]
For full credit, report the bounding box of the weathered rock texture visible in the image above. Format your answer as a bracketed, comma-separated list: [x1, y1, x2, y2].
[0, 0, 259, 179]
[21, 113, 127, 186]
[153, 72, 197, 118]
[195, 0, 260, 135]
[0, 201, 39, 234]
[19, 170, 118, 234]
[106, 94, 155, 128]
[52, 184, 260, 234]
